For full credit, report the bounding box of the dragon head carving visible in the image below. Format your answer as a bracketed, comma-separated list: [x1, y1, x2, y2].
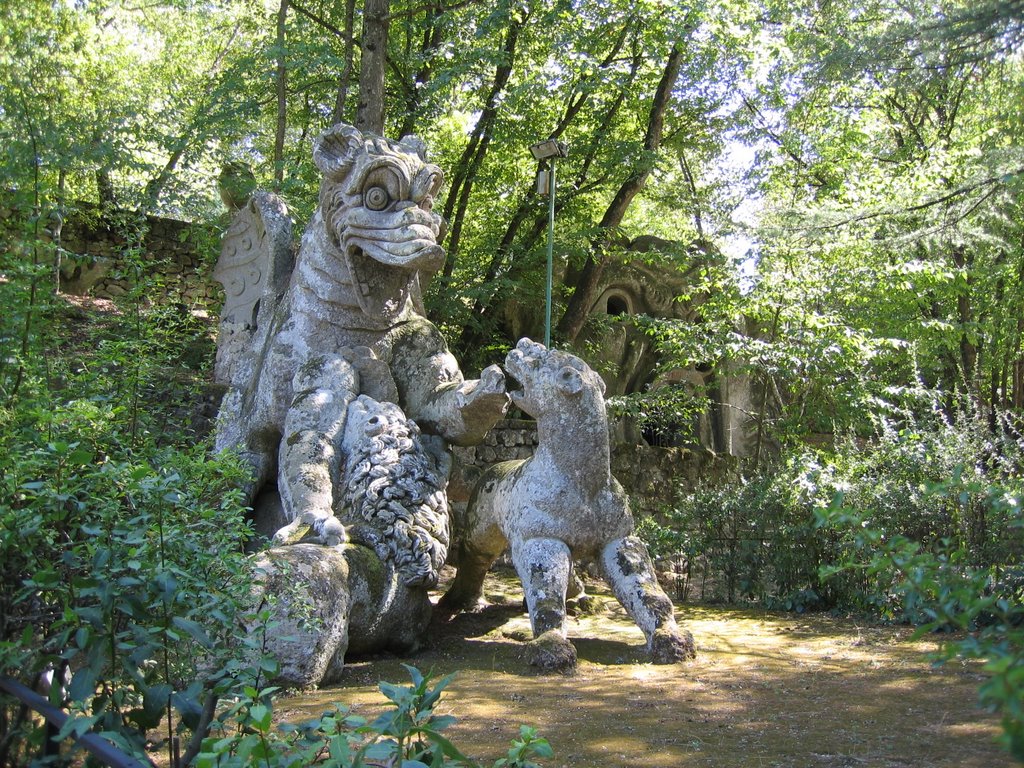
[313, 124, 445, 319]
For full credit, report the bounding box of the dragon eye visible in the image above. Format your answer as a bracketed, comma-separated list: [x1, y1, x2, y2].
[365, 186, 390, 211]
[362, 165, 404, 211]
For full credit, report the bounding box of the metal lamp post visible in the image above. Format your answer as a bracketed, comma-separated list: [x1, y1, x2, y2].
[530, 139, 568, 347]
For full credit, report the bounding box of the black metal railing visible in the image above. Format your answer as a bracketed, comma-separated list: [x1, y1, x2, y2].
[0, 675, 157, 768]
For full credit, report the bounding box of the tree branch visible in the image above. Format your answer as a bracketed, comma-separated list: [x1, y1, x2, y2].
[290, 0, 346, 38]
[803, 168, 1022, 234]
[384, 0, 482, 22]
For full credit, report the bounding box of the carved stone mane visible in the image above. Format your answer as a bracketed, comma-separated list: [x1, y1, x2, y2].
[340, 395, 451, 587]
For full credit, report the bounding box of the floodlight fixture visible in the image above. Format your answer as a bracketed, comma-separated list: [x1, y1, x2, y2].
[529, 139, 569, 161]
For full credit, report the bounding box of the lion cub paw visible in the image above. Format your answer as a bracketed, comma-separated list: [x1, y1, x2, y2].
[526, 630, 577, 674]
[649, 627, 696, 663]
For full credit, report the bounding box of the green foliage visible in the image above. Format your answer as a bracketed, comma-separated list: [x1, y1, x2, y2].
[642, 395, 1024, 613]
[0, 0, 264, 218]
[638, 454, 835, 609]
[0, 199, 270, 764]
[744, 0, 1024, 434]
[194, 665, 553, 768]
[817, 483, 1024, 760]
[0, 439, 262, 758]
[608, 382, 708, 447]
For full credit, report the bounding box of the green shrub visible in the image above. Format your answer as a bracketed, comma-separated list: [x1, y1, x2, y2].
[0, 218, 267, 764]
[638, 396, 1024, 760]
[0, 412, 264, 764]
[196, 665, 552, 768]
[641, 398, 1024, 615]
[816, 483, 1024, 761]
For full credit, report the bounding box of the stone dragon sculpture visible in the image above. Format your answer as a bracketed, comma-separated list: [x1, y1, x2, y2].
[441, 339, 695, 672]
[212, 123, 509, 686]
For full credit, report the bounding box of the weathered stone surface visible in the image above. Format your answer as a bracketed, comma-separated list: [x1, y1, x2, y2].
[214, 124, 509, 687]
[214, 125, 508, 545]
[252, 543, 431, 688]
[58, 254, 113, 294]
[525, 629, 577, 674]
[442, 339, 695, 666]
[610, 442, 735, 518]
[339, 395, 451, 587]
[650, 626, 696, 663]
[212, 191, 294, 387]
[55, 203, 214, 304]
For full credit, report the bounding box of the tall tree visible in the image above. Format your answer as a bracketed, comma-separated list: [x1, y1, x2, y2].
[274, 0, 289, 187]
[556, 43, 683, 342]
[739, 0, 1024, 434]
[439, 4, 530, 282]
[355, 0, 390, 133]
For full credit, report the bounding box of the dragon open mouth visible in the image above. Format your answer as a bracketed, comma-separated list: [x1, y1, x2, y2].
[340, 224, 444, 318]
[503, 344, 536, 407]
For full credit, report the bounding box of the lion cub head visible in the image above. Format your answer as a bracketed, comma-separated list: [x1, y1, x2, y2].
[503, 338, 607, 421]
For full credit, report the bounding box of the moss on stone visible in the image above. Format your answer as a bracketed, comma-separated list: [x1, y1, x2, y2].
[345, 543, 389, 598]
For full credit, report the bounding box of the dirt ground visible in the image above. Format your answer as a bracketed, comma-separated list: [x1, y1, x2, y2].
[276, 567, 1012, 768]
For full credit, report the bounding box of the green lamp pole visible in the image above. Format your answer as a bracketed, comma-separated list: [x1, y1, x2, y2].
[530, 139, 568, 347]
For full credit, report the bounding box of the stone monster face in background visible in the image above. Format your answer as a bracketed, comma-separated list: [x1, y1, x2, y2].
[313, 126, 445, 318]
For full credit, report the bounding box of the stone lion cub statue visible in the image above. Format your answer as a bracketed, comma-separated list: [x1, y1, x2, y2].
[441, 338, 695, 671]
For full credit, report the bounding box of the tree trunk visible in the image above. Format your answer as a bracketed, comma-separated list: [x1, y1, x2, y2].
[680, 150, 704, 237]
[397, 2, 445, 137]
[1015, 356, 1024, 410]
[355, 0, 390, 135]
[439, 9, 527, 281]
[274, 0, 289, 188]
[331, 0, 357, 124]
[952, 244, 977, 395]
[454, 23, 640, 336]
[556, 43, 683, 342]
[96, 168, 116, 212]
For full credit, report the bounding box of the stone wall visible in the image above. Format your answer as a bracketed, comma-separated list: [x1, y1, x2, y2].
[57, 209, 223, 307]
[451, 418, 538, 467]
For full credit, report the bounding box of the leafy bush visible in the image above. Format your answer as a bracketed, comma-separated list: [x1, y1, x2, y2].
[638, 452, 837, 609]
[0, 211, 271, 765]
[816, 485, 1024, 761]
[0, 398, 267, 765]
[641, 396, 1024, 614]
[639, 395, 1024, 760]
[195, 665, 552, 768]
